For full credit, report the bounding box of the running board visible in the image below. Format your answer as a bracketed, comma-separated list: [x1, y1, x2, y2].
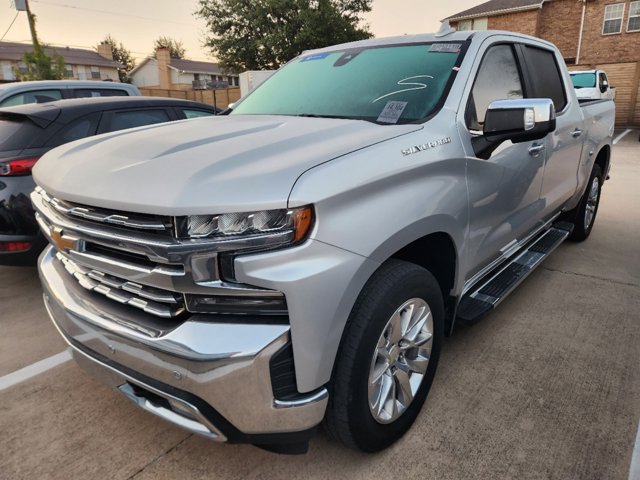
[456, 222, 574, 324]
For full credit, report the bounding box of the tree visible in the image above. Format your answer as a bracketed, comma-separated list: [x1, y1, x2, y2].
[195, 0, 373, 72]
[100, 35, 136, 83]
[15, 1, 65, 80]
[17, 48, 65, 81]
[153, 36, 186, 59]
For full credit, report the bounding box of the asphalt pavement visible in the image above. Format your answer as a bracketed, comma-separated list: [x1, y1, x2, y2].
[0, 130, 638, 480]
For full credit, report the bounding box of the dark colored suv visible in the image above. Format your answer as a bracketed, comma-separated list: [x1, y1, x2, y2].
[0, 96, 220, 265]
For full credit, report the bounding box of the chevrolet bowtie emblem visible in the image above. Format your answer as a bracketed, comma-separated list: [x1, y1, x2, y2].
[50, 227, 76, 252]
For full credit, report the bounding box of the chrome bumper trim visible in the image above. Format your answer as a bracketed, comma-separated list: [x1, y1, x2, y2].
[39, 247, 328, 435]
[68, 343, 226, 441]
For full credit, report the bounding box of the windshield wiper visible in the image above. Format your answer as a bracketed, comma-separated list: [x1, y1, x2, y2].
[295, 113, 353, 119]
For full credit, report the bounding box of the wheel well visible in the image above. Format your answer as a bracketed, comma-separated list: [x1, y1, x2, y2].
[595, 145, 610, 178]
[390, 233, 457, 332]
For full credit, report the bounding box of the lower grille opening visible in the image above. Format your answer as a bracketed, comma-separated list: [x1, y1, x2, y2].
[270, 343, 299, 400]
[185, 294, 288, 317]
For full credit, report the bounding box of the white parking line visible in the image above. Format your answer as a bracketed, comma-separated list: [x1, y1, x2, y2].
[0, 350, 71, 392]
[631, 420, 640, 480]
[613, 129, 632, 144]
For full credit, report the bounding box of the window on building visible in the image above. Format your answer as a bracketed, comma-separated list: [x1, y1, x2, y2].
[628, 1, 640, 32]
[603, 3, 625, 34]
[64, 64, 73, 78]
[473, 17, 488, 30]
[90, 66, 101, 79]
[457, 17, 487, 31]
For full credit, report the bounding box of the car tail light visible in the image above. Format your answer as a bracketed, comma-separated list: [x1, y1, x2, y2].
[0, 241, 32, 252]
[0, 157, 39, 176]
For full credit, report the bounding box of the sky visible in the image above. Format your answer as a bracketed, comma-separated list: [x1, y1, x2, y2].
[0, 0, 480, 62]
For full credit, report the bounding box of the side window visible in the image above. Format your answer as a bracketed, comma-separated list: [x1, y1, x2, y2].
[466, 44, 523, 130]
[0, 89, 62, 107]
[522, 46, 567, 112]
[180, 109, 216, 119]
[47, 113, 100, 147]
[598, 72, 608, 88]
[106, 109, 171, 133]
[74, 89, 129, 98]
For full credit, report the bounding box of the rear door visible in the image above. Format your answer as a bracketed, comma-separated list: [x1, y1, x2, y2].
[519, 44, 584, 216]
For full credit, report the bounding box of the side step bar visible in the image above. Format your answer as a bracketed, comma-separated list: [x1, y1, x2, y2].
[456, 221, 574, 324]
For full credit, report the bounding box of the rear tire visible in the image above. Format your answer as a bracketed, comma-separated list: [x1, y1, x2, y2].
[564, 164, 603, 242]
[324, 259, 444, 452]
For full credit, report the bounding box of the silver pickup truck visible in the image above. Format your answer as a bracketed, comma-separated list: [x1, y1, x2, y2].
[33, 30, 614, 453]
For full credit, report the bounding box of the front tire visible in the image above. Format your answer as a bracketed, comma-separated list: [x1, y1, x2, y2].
[324, 260, 444, 452]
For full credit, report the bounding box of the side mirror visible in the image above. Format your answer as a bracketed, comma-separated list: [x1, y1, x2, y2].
[484, 98, 556, 144]
[600, 81, 608, 93]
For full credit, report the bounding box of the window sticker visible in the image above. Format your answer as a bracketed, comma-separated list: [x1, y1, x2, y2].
[429, 43, 462, 54]
[377, 101, 408, 124]
[300, 53, 330, 62]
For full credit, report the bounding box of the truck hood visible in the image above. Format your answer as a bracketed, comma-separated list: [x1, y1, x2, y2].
[33, 115, 421, 215]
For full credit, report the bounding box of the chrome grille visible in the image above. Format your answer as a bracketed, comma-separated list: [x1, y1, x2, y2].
[57, 252, 186, 319]
[32, 187, 286, 322]
[35, 187, 173, 236]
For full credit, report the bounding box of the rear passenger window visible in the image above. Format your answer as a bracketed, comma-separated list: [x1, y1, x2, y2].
[74, 89, 129, 98]
[522, 46, 567, 112]
[180, 109, 215, 119]
[47, 113, 100, 147]
[108, 109, 171, 132]
[0, 90, 62, 107]
[466, 44, 523, 130]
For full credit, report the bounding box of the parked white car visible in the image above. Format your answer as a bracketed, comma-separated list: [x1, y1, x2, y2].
[0, 80, 140, 107]
[570, 70, 615, 101]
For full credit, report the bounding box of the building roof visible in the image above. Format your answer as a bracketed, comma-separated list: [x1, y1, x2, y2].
[0, 41, 122, 68]
[169, 58, 226, 75]
[128, 57, 236, 78]
[446, 0, 544, 21]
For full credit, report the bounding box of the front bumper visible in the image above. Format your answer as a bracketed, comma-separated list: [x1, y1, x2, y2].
[39, 246, 328, 443]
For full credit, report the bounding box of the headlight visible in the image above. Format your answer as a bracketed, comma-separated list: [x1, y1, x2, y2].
[184, 206, 313, 245]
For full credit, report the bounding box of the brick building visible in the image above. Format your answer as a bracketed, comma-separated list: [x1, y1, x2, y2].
[446, 0, 640, 126]
[0, 41, 121, 83]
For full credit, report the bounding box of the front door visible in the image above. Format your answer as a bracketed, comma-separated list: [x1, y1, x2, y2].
[460, 43, 547, 281]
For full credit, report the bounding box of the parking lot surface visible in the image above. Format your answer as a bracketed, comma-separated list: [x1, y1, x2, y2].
[1, 131, 639, 480]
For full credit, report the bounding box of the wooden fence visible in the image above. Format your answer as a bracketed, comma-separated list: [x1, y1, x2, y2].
[139, 87, 242, 110]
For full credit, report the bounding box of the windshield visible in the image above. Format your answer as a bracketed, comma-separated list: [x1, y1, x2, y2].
[231, 43, 464, 124]
[570, 72, 596, 89]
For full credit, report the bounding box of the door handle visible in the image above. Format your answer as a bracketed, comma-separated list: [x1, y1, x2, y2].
[528, 143, 545, 156]
[570, 129, 583, 138]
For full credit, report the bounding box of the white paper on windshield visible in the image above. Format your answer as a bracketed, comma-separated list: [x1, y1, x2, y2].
[377, 101, 407, 124]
